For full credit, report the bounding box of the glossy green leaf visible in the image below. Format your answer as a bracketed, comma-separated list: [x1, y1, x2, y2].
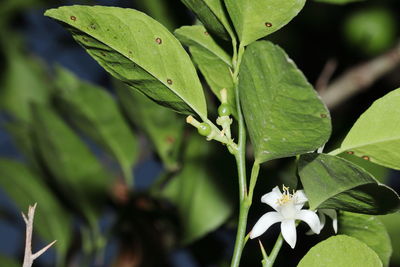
[0, 159, 72, 262]
[314, 0, 364, 4]
[162, 135, 234, 244]
[115, 82, 184, 171]
[45, 5, 207, 119]
[0, 39, 51, 121]
[31, 104, 110, 224]
[180, 0, 233, 40]
[380, 212, 400, 265]
[175, 25, 235, 114]
[298, 153, 400, 214]
[240, 41, 331, 163]
[55, 67, 138, 184]
[224, 0, 306, 46]
[338, 212, 392, 267]
[0, 255, 19, 267]
[331, 89, 400, 170]
[298, 235, 382, 267]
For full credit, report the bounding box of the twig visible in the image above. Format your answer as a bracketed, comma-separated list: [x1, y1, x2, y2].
[320, 41, 400, 109]
[315, 58, 337, 92]
[22, 203, 57, 267]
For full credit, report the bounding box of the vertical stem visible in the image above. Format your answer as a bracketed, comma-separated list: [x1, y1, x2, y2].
[265, 235, 284, 267]
[230, 41, 247, 267]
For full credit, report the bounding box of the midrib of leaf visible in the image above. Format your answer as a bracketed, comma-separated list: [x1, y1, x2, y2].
[203, 0, 234, 38]
[330, 136, 400, 156]
[65, 15, 206, 119]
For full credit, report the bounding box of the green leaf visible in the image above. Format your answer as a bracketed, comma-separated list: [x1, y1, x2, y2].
[298, 153, 400, 214]
[175, 25, 235, 114]
[0, 159, 72, 262]
[55, 67, 138, 185]
[31, 104, 110, 224]
[0, 38, 51, 121]
[298, 235, 382, 267]
[180, 0, 234, 40]
[338, 212, 392, 267]
[240, 41, 331, 163]
[380, 212, 400, 265]
[0, 255, 19, 267]
[115, 82, 184, 171]
[224, 0, 306, 46]
[314, 0, 365, 4]
[45, 5, 207, 118]
[162, 135, 234, 244]
[330, 88, 400, 170]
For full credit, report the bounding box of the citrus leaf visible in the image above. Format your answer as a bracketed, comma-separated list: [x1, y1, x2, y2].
[162, 135, 234, 244]
[298, 153, 400, 214]
[338, 212, 392, 267]
[55, 67, 138, 185]
[240, 41, 331, 163]
[175, 25, 235, 115]
[180, 0, 234, 40]
[379, 212, 400, 265]
[0, 159, 72, 262]
[0, 38, 51, 121]
[0, 255, 19, 267]
[224, 0, 306, 46]
[298, 235, 382, 267]
[45, 5, 207, 118]
[31, 104, 111, 224]
[330, 88, 400, 170]
[314, 0, 365, 4]
[115, 81, 184, 171]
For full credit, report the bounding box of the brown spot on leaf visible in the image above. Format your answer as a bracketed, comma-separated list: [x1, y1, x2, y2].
[70, 15, 77, 21]
[265, 22, 273, 27]
[166, 136, 175, 144]
[346, 151, 354, 155]
[204, 31, 209, 35]
[362, 155, 370, 161]
[320, 114, 327, 118]
[155, 37, 162, 44]
[167, 79, 173, 85]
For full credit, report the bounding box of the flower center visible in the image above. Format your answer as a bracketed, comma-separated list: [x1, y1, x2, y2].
[277, 185, 295, 205]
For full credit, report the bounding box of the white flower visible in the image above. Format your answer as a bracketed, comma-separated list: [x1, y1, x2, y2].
[250, 186, 321, 249]
[308, 209, 337, 234]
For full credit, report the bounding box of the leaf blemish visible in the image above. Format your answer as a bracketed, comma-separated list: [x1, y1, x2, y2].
[89, 23, 96, 30]
[362, 155, 370, 161]
[167, 79, 173, 85]
[320, 114, 327, 118]
[70, 15, 77, 21]
[155, 37, 162, 44]
[346, 151, 354, 155]
[265, 22, 273, 27]
[204, 31, 209, 36]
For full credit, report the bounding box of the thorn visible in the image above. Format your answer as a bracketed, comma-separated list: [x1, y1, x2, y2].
[22, 212, 28, 224]
[32, 240, 57, 260]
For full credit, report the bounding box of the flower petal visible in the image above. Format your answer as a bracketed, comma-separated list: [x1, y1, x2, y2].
[295, 210, 321, 234]
[305, 211, 325, 235]
[261, 186, 282, 211]
[281, 219, 297, 249]
[322, 209, 338, 233]
[250, 212, 283, 239]
[294, 190, 308, 210]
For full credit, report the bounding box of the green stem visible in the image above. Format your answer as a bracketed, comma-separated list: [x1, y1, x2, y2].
[265, 234, 284, 267]
[247, 162, 260, 205]
[230, 42, 249, 267]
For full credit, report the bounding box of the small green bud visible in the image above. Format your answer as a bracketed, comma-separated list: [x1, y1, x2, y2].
[218, 103, 231, 117]
[198, 123, 212, 136]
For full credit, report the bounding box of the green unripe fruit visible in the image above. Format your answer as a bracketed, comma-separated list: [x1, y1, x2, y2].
[218, 103, 231, 117]
[198, 123, 212, 136]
